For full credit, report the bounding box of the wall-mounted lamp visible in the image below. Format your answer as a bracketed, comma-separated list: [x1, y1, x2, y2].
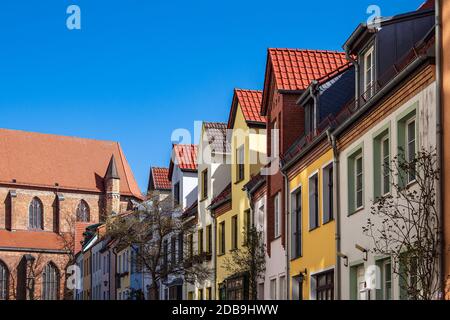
[337, 252, 349, 267]
[298, 268, 308, 283]
[355, 244, 368, 261]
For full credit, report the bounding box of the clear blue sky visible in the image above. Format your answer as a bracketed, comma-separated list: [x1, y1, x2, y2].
[0, 0, 425, 193]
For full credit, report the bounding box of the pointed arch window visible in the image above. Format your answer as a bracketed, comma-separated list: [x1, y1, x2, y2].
[29, 197, 43, 230]
[0, 261, 8, 300]
[42, 263, 59, 300]
[76, 200, 90, 222]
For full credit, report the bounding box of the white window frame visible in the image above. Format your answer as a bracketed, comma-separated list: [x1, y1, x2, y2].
[381, 135, 390, 195]
[405, 116, 416, 184]
[354, 154, 364, 210]
[269, 277, 277, 300]
[274, 193, 281, 238]
[381, 259, 392, 300]
[321, 161, 334, 224]
[363, 46, 375, 96]
[308, 170, 319, 230]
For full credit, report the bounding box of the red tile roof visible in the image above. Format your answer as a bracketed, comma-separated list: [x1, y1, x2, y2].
[228, 89, 266, 128]
[0, 230, 70, 252]
[0, 128, 143, 199]
[268, 49, 348, 91]
[169, 144, 198, 180]
[262, 49, 348, 114]
[149, 167, 171, 191]
[208, 183, 232, 209]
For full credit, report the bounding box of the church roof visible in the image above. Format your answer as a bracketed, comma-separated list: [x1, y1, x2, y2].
[0, 128, 143, 199]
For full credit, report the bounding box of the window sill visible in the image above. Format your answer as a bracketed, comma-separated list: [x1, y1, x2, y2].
[217, 253, 225, 257]
[200, 197, 208, 203]
[348, 206, 364, 216]
[309, 226, 320, 232]
[234, 179, 244, 185]
[322, 218, 334, 226]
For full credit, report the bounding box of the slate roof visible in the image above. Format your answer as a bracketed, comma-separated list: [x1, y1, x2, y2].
[203, 122, 231, 154]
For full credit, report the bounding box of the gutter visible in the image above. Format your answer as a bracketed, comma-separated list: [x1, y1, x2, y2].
[435, 0, 445, 299]
[326, 129, 342, 300]
[333, 55, 428, 138]
[0, 247, 70, 254]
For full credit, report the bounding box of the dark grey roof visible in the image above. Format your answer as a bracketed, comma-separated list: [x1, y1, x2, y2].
[204, 122, 231, 154]
[105, 155, 120, 179]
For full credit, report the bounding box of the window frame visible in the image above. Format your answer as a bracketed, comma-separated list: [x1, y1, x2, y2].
[274, 193, 281, 238]
[0, 261, 8, 300]
[219, 222, 225, 255]
[174, 182, 181, 207]
[231, 215, 238, 250]
[308, 172, 319, 231]
[201, 169, 208, 200]
[363, 45, 375, 98]
[322, 162, 334, 224]
[42, 263, 59, 300]
[29, 197, 44, 230]
[291, 186, 302, 259]
[236, 145, 245, 183]
[405, 116, 417, 184]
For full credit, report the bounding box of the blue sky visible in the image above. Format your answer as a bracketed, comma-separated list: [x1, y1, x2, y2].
[0, 0, 425, 192]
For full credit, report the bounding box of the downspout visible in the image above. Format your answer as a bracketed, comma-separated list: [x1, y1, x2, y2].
[281, 169, 290, 300]
[326, 129, 341, 300]
[210, 208, 217, 300]
[435, 0, 444, 299]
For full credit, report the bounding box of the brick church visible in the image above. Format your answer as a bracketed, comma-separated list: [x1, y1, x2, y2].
[0, 128, 143, 300]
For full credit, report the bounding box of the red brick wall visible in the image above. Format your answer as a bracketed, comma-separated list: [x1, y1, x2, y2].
[265, 91, 304, 255]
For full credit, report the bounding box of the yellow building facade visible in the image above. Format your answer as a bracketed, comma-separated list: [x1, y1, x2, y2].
[287, 146, 336, 300]
[214, 89, 266, 300]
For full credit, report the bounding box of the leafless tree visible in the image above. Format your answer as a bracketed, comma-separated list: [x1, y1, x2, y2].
[363, 148, 441, 300]
[223, 226, 266, 300]
[105, 191, 211, 300]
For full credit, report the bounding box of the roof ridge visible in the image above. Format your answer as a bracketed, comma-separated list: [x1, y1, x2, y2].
[0, 127, 117, 144]
[234, 88, 263, 93]
[268, 48, 345, 53]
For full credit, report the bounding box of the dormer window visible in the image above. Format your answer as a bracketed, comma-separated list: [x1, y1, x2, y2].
[363, 46, 375, 99]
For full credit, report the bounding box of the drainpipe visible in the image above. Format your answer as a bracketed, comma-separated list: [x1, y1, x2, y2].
[435, 0, 444, 300]
[210, 209, 217, 300]
[281, 169, 290, 300]
[327, 129, 341, 300]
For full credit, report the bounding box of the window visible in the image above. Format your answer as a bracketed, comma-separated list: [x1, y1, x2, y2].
[171, 236, 176, 264]
[206, 287, 212, 300]
[377, 259, 392, 300]
[270, 278, 277, 300]
[42, 263, 59, 300]
[163, 240, 168, 270]
[363, 46, 375, 98]
[231, 215, 238, 250]
[29, 197, 43, 230]
[198, 288, 203, 300]
[76, 200, 90, 222]
[178, 233, 184, 263]
[309, 174, 319, 230]
[174, 182, 180, 206]
[198, 229, 204, 254]
[244, 209, 251, 244]
[374, 129, 391, 199]
[271, 120, 279, 158]
[201, 169, 208, 199]
[188, 291, 194, 300]
[258, 283, 265, 300]
[206, 225, 212, 254]
[291, 189, 302, 258]
[219, 222, 225, 255]
[406, 118, 416, 183]
[279, 276, 286, 300]
[348, 148, 364, 214]
[322, 164, 334, 223]
[274, 193, 281, 238]
[355, 155, 363, 209]
[305, 101, 316, 135]
[315, 270, 334, 300]
[0, 261, 8, 300]
[227, 276, 246, 300]
[236, 145, 245, 182]
[188, 233, 194, 259]
[350, 264, 367, 300]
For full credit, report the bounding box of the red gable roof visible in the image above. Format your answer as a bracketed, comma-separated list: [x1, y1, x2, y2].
[0, 230, 70, 252]
[227, 89, 266, 129]
[262, 49, 348, 114]
[149, 167, 171, 191]
[168, 144, 198, 180]
[0, 128, 143, 199]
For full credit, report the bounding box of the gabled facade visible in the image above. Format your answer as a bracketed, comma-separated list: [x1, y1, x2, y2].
[282, 64, 355, 301]
[192, 122, 231, 300]
[336, 8, 436, 300]
[213, 89, 267, 300]
[161, 144, 198, 300]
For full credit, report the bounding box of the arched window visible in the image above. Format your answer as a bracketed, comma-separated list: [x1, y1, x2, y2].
[76, 200, 90, 222]
[0, 261, 8, 300]
[29, 197, 43, 230]
[42, 263, 59, 300]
